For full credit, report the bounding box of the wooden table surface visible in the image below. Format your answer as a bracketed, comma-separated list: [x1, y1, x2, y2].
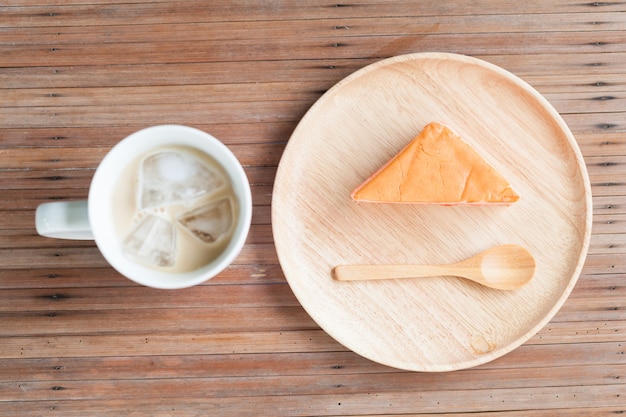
[1, 1, 624, 415]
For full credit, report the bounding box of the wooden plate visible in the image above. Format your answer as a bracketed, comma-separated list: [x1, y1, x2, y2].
[271, 52, 592, 372]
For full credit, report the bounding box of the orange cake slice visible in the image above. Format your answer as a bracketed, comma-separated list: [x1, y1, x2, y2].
[351, 122, 519, 205]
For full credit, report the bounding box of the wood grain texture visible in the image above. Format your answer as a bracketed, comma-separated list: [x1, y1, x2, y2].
[0, 0, 624, 415]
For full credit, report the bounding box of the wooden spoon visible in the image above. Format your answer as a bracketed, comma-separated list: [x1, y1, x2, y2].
[333, 244, 535, 290]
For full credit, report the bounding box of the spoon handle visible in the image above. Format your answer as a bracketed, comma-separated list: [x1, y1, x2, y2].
[333, 264, 461, 281]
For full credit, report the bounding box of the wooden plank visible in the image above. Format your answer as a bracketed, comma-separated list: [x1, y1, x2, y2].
[578, 134, 626, 159]
[593, 195, 626, 215]
[481, 52, 626, 78]
[588, 233, 626, 253]
[562, 111, 626, 133]
[0, 83, 323, 108]
[4, 59, 626, 93]
[0, 330, 345, 359]
[0, 264, 286, 289]
[588, 152, 626, 196]
[0, 283, 299, 311]
[593, 214, 626, 234]
[1, 301, 625, 343]
[0, 364, 624, 401]
[316, 411, 626, 417]
[0, 342, 622, 382]
[3, 1, 626, 28]
[0, 101, 309, 128]
[581, 253, 626, 274]
[572, 272, 626, 294]
[347, 411, 626, 417]
[591, 181, 626, 197]
[0, 307, 317, 336]
[0, 59, 366, 89]
[0, 385, 623, 416]
[0, 326, 624, 368]
[549, 91, 626, 114]
[2, 13, 625, 46]
[0, 144, 285, 170]
[0, 351, 396, 382]
[586, 155, 626, 176]
[548, 293, 626, 321]
[0, 123, 295, 150]
[0, 32, 623, 68]
[530, 319, 626, 344]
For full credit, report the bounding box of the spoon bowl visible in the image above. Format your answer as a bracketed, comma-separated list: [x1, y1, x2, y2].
[333, 244, 536, 290]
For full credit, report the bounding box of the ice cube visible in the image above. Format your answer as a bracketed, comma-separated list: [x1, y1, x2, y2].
[140, 150, 224, 209]
[123, 214, 177, 267]
[178, 198, 233, 243]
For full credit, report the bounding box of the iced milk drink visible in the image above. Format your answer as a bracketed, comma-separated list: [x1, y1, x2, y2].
[114, 146, 239, 273]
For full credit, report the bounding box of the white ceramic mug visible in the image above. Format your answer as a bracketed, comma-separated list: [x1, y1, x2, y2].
[35, 125, 252, 289]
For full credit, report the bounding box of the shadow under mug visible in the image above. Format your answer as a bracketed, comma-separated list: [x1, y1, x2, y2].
[35, 125, 253, 289]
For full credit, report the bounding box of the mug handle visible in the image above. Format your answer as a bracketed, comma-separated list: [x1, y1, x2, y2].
[35, 201, 94, 240]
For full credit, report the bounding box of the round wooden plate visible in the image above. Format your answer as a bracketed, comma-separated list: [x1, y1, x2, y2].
[272, 52, 592, 372]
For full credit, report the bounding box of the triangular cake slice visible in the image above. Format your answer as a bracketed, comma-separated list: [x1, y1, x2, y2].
[351, 122, 519, 205]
